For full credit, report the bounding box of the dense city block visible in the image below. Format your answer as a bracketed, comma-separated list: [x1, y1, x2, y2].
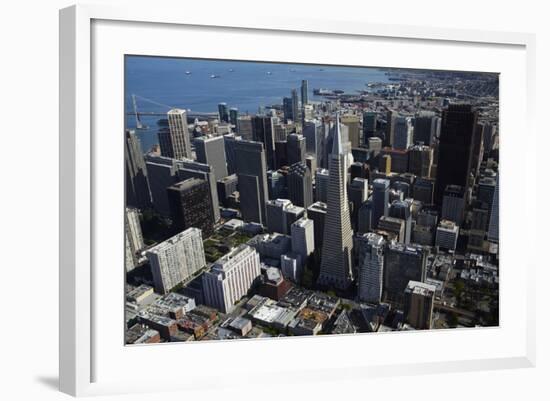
[124, 61, 499, 344]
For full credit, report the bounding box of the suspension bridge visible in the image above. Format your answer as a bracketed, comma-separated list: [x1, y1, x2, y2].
[127, 94, 219, 130]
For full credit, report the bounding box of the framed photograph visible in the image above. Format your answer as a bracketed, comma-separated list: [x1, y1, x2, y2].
[59, 4, 536, 397]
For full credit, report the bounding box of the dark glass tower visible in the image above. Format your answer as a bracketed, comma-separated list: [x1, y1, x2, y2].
[435, 104, 478, 205]
[125, 129, 151, 209]
[167, 178, 214, 237]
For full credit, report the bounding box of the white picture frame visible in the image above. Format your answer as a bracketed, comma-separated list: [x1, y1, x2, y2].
[59, 3, 536, 397]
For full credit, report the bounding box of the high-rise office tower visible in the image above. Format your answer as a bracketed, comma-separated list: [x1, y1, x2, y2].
[287, 133, 306, 165]
[441, 184, 466, 225]
[164, 109, 193, 160]
[341, 114, 361, 148]
[236, 116, 253, 140]
[403, 281, 436, 329]
[471, 122, 485, 177]
[144, 154, 178, 216]
[413, 112, 440, 146]
[389, 200, 412, 244]
[307, 201, 327, 249]
[274, 123, 291, 142]
[372, 178, 390, 229]
[217, 174, 238, 207]
[349, 178, 369, 230]
[176, 158, 221, 223]
[167, 178, 215, 238]
[363, 111, 377, 143]
[383, 242, 427, 306]
[385, 110, 396, 147]
[267, 170, 287, 200]
[266, 198, 292, 235]
[252, 115, 276, 169]
[488, 173, 499, 243]
[435, 104, 478, 204]
[315, 168, 329, 202]
[357, 199, 374, 233]
[413, 178, 435, 205]
[481, 123, 496, 158]
[283, 97, 294, 122]
[317, 114, 354, 290]
[291, 217, 315, 263]
[229, 107, 239, 126]
[194, 135, 228, 181]
[408, 144, 433, 178]
[202, 245, 261, 313]
[283, 204, 305, 234]
[357, 232, 386, 303]
[303, 119, 322, 161]
[380, 148, 409, 173]
[125, 129, 152, 209]
[287, 162, 313, 208]
[218, 102, 229, 123]
[125, 207, 145, 272]
[146, 228, 206, 294]
[233, 140, 269, 225]
[393, 116, 413, 150]
[478, 176, 497, 228]
[291, 88, 300, 124]
[223, 133, 242, 175]
[435, 219, 459, 251]
[301, 79, 309, 106]
[274, 140, 288, 169]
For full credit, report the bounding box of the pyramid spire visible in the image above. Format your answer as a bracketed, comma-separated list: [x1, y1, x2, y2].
[332, 112, 343, 155]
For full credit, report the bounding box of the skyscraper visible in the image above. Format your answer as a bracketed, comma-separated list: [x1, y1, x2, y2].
[435, 104, 478, 204]
[349, 178, 369, 230]
[385, 110, 396, 147]
[317, 114, 354, 290]
[403, 281, 436, 329]
[223, 133, 242, 175]
[167, 178, 215, 238]
[408, 144, 433, 178]
[307, 201, 327, 249]
[125, 129, 152, 209]
[287, 133, 306, 165]
[384, 242, 427, 306]
[341, 114, 361, 148]
[441, 184, 466, 225]
[164, 109, 193, 160]
[389, 200, 412, 244]
[229, 107, 239, 126]
[176, 158, 221, 223]
[300, 79, 309, 106]
[146, 228, 206, 294]
[291, 88, 300, 124]
[291, 217, 315, 263]
[218, 102, 229, 123]
[266, 198, 292, 235]
[252, 116, 276, 170]
[202, 245, 261, 313]
[287, 162, 313, 208]
[488, 173, 499, 243]
[362, 111, 377, 143]
[234, 140, 269, 225]
[372, 178, 390, 229]
[357, 232, 386, 303]
[393, 116, 413, 150]
[413, 112, 440, 146]
[125, 207, 144, 272]
[194, 135, 228, 181]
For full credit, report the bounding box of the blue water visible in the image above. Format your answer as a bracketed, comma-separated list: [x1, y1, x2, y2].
[125, 56, 390, 151]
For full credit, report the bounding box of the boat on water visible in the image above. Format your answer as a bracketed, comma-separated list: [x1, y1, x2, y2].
[185, 71, 191, 75]
[229, 68, 234, 72]
[210, 74, 220, 78]
[266, 71, 272, 75]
